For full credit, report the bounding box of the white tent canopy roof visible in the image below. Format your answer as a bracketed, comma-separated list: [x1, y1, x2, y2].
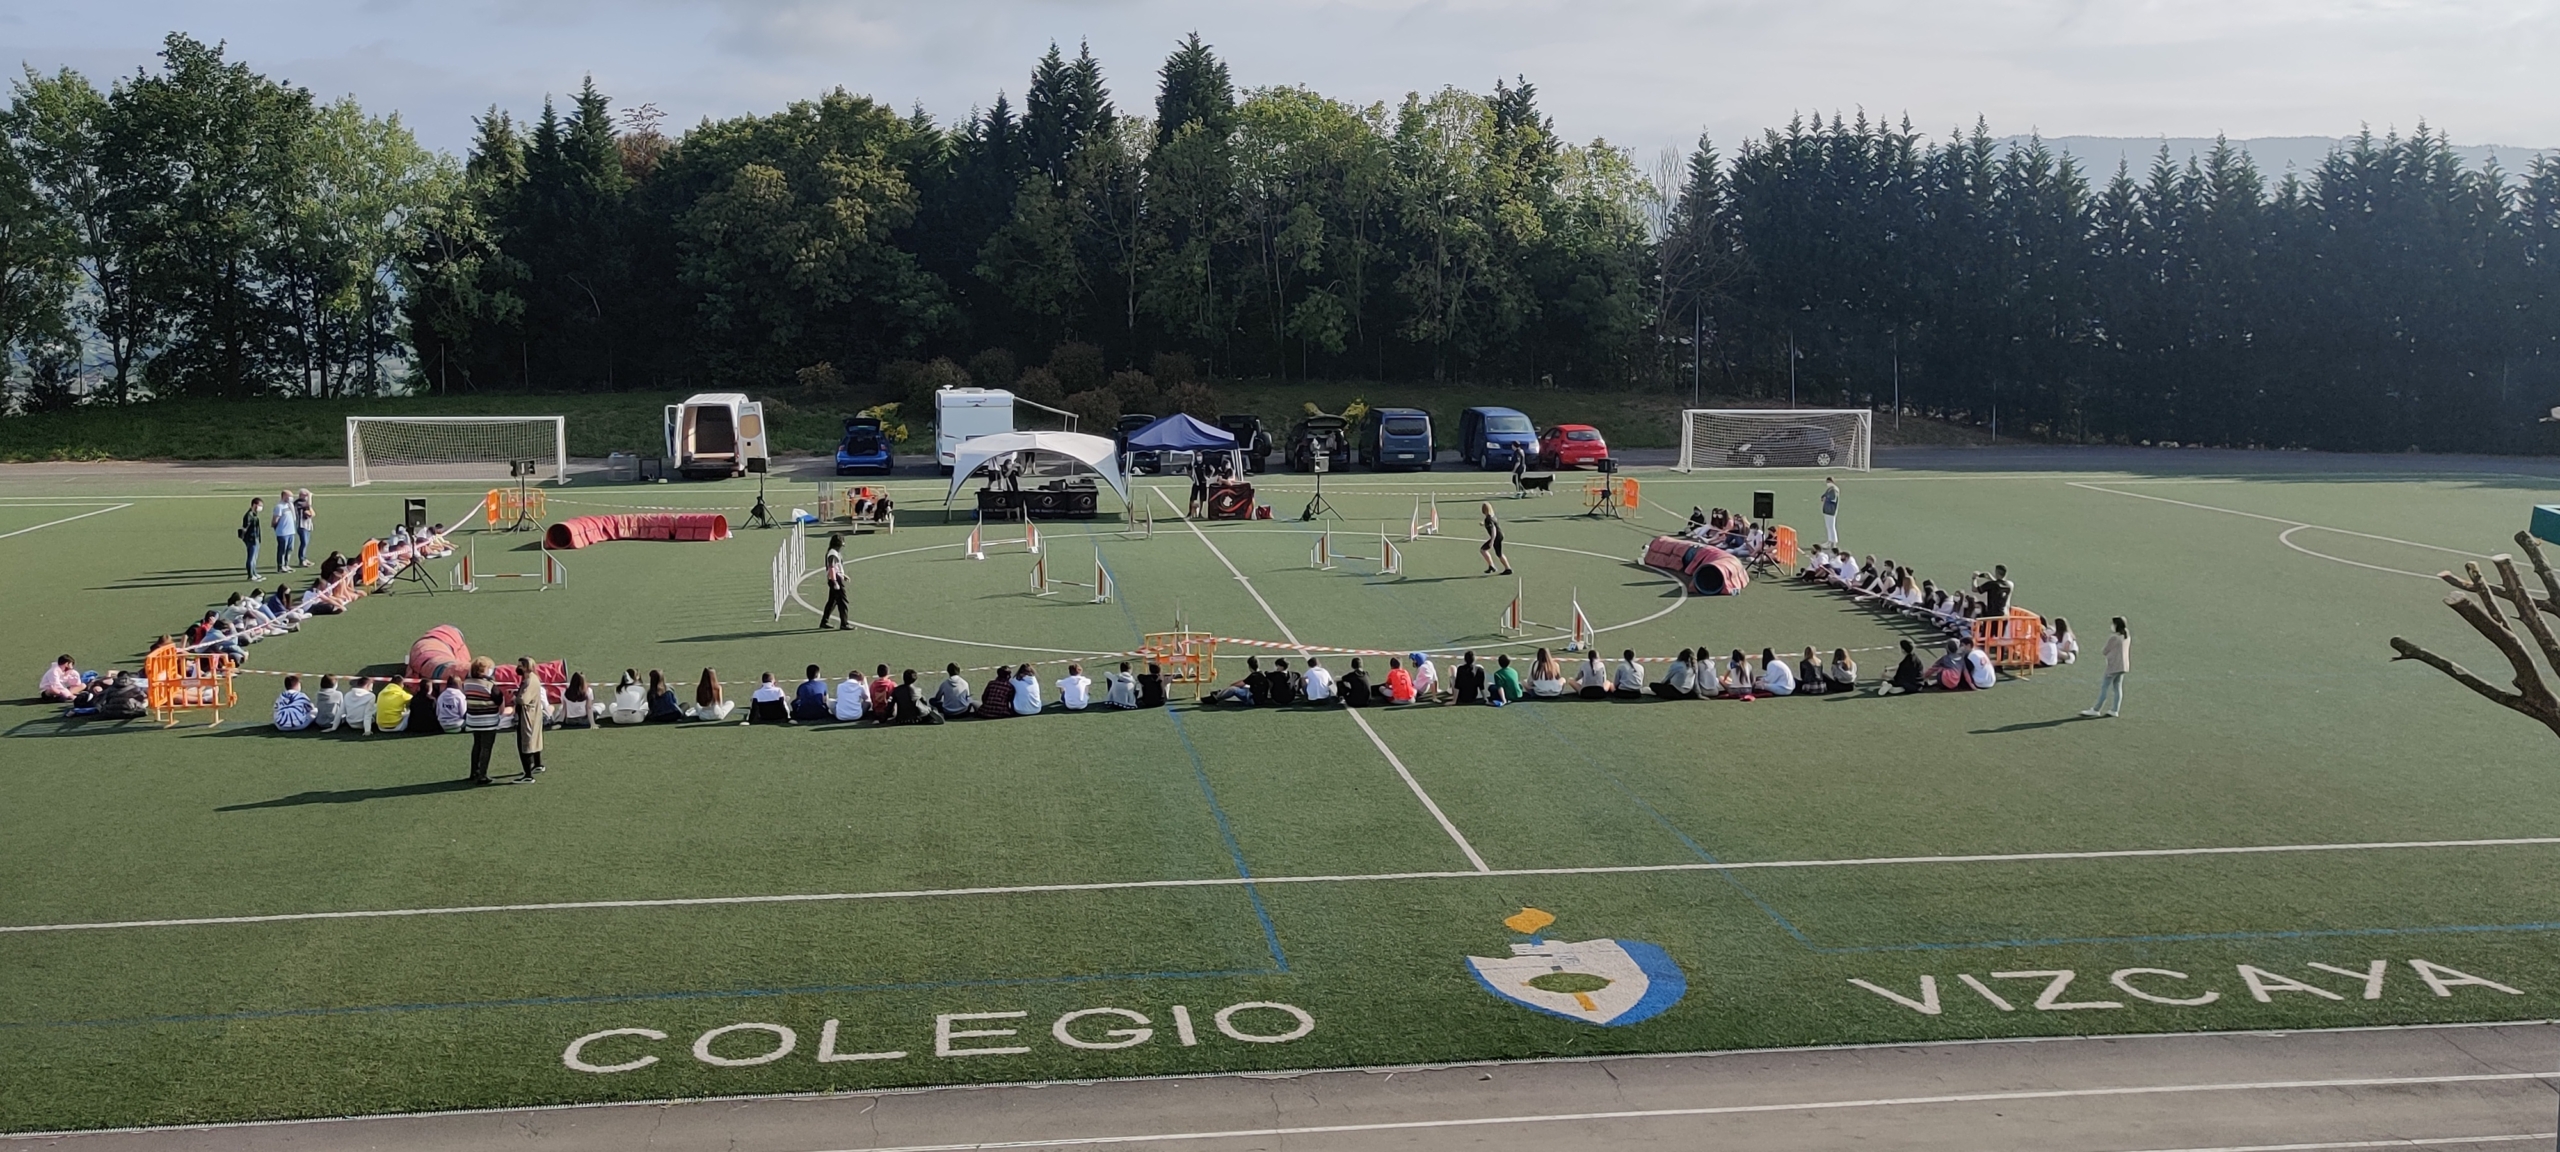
[943, 431, 1129, 506]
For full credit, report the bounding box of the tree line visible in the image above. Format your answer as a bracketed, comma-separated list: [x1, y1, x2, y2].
[3, 33, 2556, 452]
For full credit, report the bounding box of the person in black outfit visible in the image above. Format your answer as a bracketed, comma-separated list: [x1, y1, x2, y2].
[1187, 455, 1211, 519]
[1972, 564, 2014, 618]
[889, 669, 933, 724]
[1452, 651, 1485, 704]
[818, 534, 850, 630]
[1137, 662, 1168, 708]
[1266, 658, 1299, 705]
[1339, 657, 1373, 707]
[1879, 639, 1926, 696]
[1478, 503, 1511, 575]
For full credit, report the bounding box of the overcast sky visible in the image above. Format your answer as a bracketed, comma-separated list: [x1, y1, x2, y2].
[7, 0, 2553, 162]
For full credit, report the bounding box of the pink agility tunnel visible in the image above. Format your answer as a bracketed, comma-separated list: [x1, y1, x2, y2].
[544, 513, 730, 550]
[1640, 536, 1750, 596]
[409, 624, 473, 686]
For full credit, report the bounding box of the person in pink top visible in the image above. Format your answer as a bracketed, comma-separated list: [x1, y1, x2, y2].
[39, 655, 83, 702]
[867, 664, 896, 713]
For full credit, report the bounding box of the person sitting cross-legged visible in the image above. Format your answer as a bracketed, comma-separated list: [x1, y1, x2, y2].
[976, 665, 1018, 718]
[1652, 648, 1701, 700]
[1490, 654, 1523, 704]
[38, 654, 82, 703]
[437, 676, 469, 732]
[343, 677, 379, 734]
[313, 674, 346, 731]
[1452, 651, 1485, 705]
[1299, 656, 1335, 704]
[273, 674, 315, 731]
[374, 676, 414, 732]
[1056, 663, 1093, 711]
[747, 672, 790, 724]
[1529, 649, 1567, 699]
[1384, 657, 1416, 705]
[1104, 662, 1139, 709]
[646, 670, 684, 722]
[791, 665, 833, 722]
[1011, 663, 1044, 716]
[1137, 662, 1168, 708]
[692, 668, 736, 721]
[1755, 647, 1795, 697]
[1795, 646, 1827, 696]
[929, 663, 969, 719]
[1716, 650, 1756, 700]
[1611, 650, 1646, 700]
[1265, 658, 1300, 706]
[1339, 657, 1374, 707]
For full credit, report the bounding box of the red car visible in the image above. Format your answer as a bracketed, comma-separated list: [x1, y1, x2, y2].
[1537, 424, 1609, 469]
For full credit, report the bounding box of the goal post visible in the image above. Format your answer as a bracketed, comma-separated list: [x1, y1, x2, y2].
[347, 416, 569, 487]
[1675, 409, 1871, 472]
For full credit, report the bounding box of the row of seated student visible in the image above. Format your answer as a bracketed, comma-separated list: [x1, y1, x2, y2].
[271, 668, 602, 734]
[1188, 645, 1873, 707]
[175, 526, 456, 664]
[1799, 545, 2049, 640]
[39, 655, 148, 718]
[1682, 507, 1778, 565]
[593, 661, 1178, 728]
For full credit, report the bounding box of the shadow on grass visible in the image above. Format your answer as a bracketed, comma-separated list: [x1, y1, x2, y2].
[218, 778, 480, 810]
[660, 631, 787, 644]
[90, 568, 253, 592]
[1970, 716, 2093, 734]
[4, 716, 148, 737]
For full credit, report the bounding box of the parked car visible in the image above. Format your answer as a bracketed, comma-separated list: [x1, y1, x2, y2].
[1116, 412, 1162, 474]
[1459, 406, 1538, 469]
[1358, 407, 1435, 470]
[834, 416, 894, 475]
[1537, 424, 1609, 469]
[1286, 415, 1350, 472]
[1217, 414, 1273, 473]
[1726, 425, 1838, 467]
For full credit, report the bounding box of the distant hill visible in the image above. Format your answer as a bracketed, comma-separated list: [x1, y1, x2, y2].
[2001, 136, 2556, 184]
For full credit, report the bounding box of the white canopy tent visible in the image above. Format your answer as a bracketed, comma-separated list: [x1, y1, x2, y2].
[943, 431, 1131, 508]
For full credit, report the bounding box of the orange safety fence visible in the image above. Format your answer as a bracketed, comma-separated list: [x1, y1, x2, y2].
[1972, 607, 2045, 674]
[146, 644, 236, 726]
[359, 539, 382, 586]
[1142, 631, 1218, 700]
[484, 487, 548, 527]
[1773, 524, 1798, 567]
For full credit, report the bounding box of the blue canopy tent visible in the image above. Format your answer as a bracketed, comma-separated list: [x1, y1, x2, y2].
[1124, 413, 1236, 452]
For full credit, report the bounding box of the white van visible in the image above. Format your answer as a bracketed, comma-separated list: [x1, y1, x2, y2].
[664, 393, 771, 480]
[935, 388, 1015, 473]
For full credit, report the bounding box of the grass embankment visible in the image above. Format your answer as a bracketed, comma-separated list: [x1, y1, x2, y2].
[0, 384, 2000, 463]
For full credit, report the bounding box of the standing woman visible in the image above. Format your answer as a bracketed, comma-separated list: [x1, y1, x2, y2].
[1478, 503, 1512, 575]
[513, 658, 547, 781]
[239, 496, 266, 581]
[818, 533, 851, 630]
[2082, 618, 2130, 718]
[294, 489, 316, 568]
[272, 491, 299, 578]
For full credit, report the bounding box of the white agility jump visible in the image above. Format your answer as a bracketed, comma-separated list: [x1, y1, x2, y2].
[451, 539, 565, 591]
[1031, 546, 1116, 602]
[1310, 525, 1404, 577]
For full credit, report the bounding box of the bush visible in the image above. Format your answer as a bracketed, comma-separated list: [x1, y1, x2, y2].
[1150, 352, 1198, 386]
[1047, 342, 1105, 395]
[967, 348, 1018, 390]
[1109, 370, 1160, 414]
[1164, 380, 1217, 417]
[795, 361, 848, 404]
[1013, 366, 1065, 406]
[1062, 388, 1121, 430]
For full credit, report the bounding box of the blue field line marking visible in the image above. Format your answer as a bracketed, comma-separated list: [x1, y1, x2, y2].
[0, 966, 1275, 1031]
[1515, 708, 1819, 946]
[1808, 919, 2560, 955]
[1104, 543, 1289, 974]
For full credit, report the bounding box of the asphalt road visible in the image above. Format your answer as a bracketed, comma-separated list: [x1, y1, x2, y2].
[12, 1023, 2553, 1152]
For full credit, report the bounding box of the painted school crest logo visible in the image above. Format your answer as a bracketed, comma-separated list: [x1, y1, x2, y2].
[1465, 908, 1687, 1026]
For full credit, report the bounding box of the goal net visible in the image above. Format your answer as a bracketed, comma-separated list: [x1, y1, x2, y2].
[1675, 409, 1871, 472]
[347, 417, 568, 487]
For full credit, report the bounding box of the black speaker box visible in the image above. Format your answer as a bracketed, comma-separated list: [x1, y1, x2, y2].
[1753, 490, 1775, 520]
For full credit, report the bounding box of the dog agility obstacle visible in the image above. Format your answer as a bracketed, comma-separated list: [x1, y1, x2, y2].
[452, 539, 565, 591]
[1030, 546, 1116, 602]
[1309, 524, 1404, 577]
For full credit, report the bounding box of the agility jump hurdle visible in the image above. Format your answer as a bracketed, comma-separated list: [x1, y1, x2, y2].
[1409, 493, 1441, 540]
[965, 517, 1040, 561]
[1309, 524, 1404, 577]
[452, 538, 566, 591]
[1031, 546, 1116, 602]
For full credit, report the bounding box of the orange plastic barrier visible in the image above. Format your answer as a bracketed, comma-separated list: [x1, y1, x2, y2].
[485, 487, 548, 527]
[359, 539, 382, 586]
[544, 513, 731, 550]
[1773, 524, 1799, 567]
[1972, 607, 2046, 674]
[1142, 631, 1218, 700]
[145, 643, 236, 726]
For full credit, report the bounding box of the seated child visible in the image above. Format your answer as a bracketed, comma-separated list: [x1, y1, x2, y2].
[273, 675, 315, 731]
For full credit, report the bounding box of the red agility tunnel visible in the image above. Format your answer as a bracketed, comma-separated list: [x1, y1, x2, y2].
[544, 513, 731, 550]
[408, 624, 473, 686]
[1641, 536, 1750, 596]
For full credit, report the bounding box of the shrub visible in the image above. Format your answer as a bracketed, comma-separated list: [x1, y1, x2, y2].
[1047, 342, 1105, 395]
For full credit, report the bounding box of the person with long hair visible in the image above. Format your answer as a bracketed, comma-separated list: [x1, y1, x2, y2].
[1528, 647, 1565, 698]
[1478, 503, 1511, 575]
[692, 667, 733, 721]
[818, 533, 851, 630]
[2082, 617, 2130, 717]
[513, 659, 547, 780]
[1795, 646, 1826, 696]
[1652, 648, 1700, 700]
[1719, 649, 1755, 699]
[1825, 648, 1859, 694]
[1755, 647, 1795, 696]
[645, 669, 682, 722]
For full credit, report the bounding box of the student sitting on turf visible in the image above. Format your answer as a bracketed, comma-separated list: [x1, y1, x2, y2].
[1528, 649, 1566, 698]
[313, 674, 345, 730]
[1057, 664, 1092, 711]
[343, 677, 379, 733]
[868, 665, 896, 715]
[1105, 662, 1139, 709]
[1385, 657, 1417, 704]
[1011, 664, 1045, 715]
[406, 675, 441, 735]
[890, 669, 933, 724]
[194, 618, 248, 663]
[1825, 648, 1859, 693]
[1266, 658, 1300, 705]
[1247, 658, 1280, 706]
[1612, 650, 1646, 699]
[438, 676, 470, 732]
[375, 676, 414, 732]
[1490, 653, 1523, 704]
[1717, 650, 1756, 699]
[38, 654, 81, 703]
[1300, 656, 1335, 703]
[609, 673, 646, 725]
[1453, 651, 1485, 705]
[1756, 647, 1795, 696]
[1410, 653, 1440, 701]
[1794, 647, 1826, 696]
[100, 671, 147, 720]
[929, 664, 969, 718]
[2041, 618, 2076, 666]
[977, 666, 1018, 718]
[1339, 657, 1374, 707]
[1926, 641, 1968, 690]
[1877, 640, 1924, 696]
[273, 674, 315, 731]
[1965, 639, 1998, 689]
[643, 670, 682, 722]
[1206, 657, 1262, 706]
[1574, 652, 1609, 700]
[1652, 649, 1700, 700]
[1138, 663, 1168, 708]
[692, 668, 736, 721]
[791, 665, 832, 722]
[747, 672, 790, 724]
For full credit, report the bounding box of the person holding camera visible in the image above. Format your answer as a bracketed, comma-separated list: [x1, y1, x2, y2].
[1971, 564, 2014, 618]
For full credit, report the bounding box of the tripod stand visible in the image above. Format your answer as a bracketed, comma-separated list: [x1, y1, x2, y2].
[1300, 454, 1341, 522]
[745, 460, 778, 529]
[390, 554, 441, 595]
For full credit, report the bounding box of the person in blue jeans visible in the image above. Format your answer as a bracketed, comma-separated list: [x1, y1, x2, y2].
[238, 496, 265, 581]
[271, 489, 299, 573]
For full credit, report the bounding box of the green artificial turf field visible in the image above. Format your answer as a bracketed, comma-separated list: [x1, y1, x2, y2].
[4, 455, 2558, 1132]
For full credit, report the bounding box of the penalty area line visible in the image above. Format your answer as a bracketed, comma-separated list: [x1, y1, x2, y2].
[1154, 487, 1491, 873]
[9, 835, 2555, 935]
[0, 503, 130, 540]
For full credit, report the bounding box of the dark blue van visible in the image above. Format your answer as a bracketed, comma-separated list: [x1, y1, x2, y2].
[1458, 406, 1537, 468]
[1358, 407, 1435, 471]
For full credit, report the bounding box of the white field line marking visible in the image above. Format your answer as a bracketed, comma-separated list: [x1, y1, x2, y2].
[777, 1075, 2559, 1152]
[2276, 525, 2444, 581]
[2118, 1136, 2556, 1152]
[11, 835, 2556, 935]
[2070, 482, 2495, 581]
[1155, 486, 1492, 873]
[0, 503, 130, 539]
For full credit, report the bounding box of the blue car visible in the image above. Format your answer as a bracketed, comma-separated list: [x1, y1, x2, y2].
[835, 417, 893, 475]
[1459, 406, 1537, 469]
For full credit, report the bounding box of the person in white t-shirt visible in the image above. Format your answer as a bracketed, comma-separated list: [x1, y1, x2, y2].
[2081, 618, 2129, 717]
[1965, 640, 1997, 689]
[1575, 651, 1609, 699]
[1011, 664, 1044, 715]
[1409, 653, 1440, 700]
[1056, 664, 1092, 710]
[836, 668, 872, 721]
[1300, 656, 1336, 702]
[1755, 648, 1795, 696]
[1611, 650, 1645, 699]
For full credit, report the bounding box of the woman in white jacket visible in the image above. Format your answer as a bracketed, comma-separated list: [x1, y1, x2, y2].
[2081, 617, 2129, 717]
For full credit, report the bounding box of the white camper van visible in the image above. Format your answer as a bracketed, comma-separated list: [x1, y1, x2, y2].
[935, 388, 1016, 473]
[664, 393, 771, 480]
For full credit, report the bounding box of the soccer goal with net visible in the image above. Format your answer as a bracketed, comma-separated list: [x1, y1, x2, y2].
[1674, 409, 1871, 472]
[346, 416, 568, 487]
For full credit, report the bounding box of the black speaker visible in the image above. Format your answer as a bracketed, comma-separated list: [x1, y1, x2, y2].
[1596, 456, 1619, 474]
[1753, 490, 1774, 520]
[403, 498, 429, 533]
